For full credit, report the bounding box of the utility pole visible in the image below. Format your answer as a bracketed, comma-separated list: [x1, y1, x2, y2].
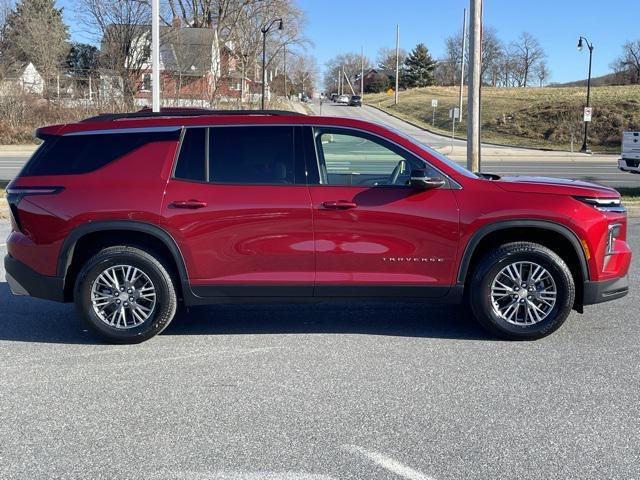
[394, 24, 400, 105]
[360, 46, 364, 98]
[458, 8, 467, 123]
[283, 47, 287, 99]
[151, 0, 160, 112]
[466, 0, 482, 172]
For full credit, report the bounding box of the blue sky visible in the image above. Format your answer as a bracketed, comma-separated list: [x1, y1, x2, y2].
[296, 0, 637, 83]
[58, 0, 636, 84]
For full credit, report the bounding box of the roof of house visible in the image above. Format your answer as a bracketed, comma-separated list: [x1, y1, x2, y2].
[2, 61, 39, 78]
[102, 25, 217, 76]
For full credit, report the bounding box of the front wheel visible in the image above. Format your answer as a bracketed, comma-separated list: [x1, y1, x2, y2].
[74, 246, 177, 344]
[469, 242, 575, 340]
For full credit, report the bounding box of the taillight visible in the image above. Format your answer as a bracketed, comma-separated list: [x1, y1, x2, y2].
[6, 186, 64, 232]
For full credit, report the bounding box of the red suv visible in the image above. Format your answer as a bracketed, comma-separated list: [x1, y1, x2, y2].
[4, 109, 632, 343]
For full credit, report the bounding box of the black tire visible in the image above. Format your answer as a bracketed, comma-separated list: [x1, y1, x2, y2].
[74, 246, 177, 344]
[469, 242, 575, 340]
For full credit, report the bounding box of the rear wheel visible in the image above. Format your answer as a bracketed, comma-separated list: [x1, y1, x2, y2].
[469, 242, 575, 340]
[74, 246, 177, 343]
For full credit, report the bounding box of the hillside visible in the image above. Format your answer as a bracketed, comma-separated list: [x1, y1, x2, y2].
[365, 85, 640, 152]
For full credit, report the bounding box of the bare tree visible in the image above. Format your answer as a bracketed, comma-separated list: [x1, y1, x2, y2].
[611, 40, 640, 84]
[376, 47, 406, 72]
[324, 52, 372, 93]
[287, 53, 316, 97]
[442, 26, 503, 86]
[535, 61, 550, 86]
[77, 0, 150, 107]
[510, 32, 545, 87]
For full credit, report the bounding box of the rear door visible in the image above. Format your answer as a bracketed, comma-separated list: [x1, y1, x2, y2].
[161, 125, 314, 298]
[306, 126, 460, 297]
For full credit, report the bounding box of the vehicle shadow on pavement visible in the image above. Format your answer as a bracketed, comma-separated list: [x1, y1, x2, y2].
[0, 283, 95, 344]
[0, 283, 492, 343]
[164, 302, 492, 340]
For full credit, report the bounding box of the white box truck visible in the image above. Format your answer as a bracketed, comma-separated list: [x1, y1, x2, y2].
[619, 131, 640, 174]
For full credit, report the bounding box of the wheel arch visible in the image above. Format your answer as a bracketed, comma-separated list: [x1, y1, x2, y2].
[58, 221, 190, 302]
[458, 220, 590, 306]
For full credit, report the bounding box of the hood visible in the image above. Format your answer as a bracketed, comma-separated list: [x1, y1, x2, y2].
[490, 175, 619, 198]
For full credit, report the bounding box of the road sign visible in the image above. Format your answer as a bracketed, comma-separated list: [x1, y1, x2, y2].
[449, 107, 460, 120]
[431, 99, 438, 108]
[584, 107, 593, 122]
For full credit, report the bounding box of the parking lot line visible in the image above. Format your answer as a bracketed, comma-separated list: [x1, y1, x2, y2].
[343, 445, 437, 480]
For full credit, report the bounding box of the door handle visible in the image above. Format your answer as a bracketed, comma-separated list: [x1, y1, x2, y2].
[169, 199, 208, 209]
[321, 200, 357, 210]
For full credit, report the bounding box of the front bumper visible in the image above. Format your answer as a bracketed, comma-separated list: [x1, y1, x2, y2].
[583, 276, 629, 305]
[618, 158, 640, 173]
[4, 255, 65, 302]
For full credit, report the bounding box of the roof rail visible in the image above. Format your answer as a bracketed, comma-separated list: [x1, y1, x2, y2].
[81, 108, 306, 123]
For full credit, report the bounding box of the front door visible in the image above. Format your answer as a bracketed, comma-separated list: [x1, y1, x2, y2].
[307, 127, 459, 297]
[162, 125, 314, 297]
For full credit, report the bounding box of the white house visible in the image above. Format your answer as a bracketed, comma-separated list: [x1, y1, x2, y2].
[0, 62, 44, 96]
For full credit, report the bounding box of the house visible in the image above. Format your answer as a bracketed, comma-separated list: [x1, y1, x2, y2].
[101, 24, 255, 105]
[359, 68, 395, 93]
[0, 62, 44, 96]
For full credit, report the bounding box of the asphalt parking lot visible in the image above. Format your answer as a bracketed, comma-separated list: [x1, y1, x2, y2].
[1, 218, 638, 480]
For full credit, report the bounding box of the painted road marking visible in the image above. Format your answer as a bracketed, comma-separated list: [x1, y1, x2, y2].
[343, 445, 437, 480]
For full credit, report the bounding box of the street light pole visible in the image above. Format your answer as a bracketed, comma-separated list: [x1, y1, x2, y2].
[578, 36, 594, 153]
[261, 18, 283, 110]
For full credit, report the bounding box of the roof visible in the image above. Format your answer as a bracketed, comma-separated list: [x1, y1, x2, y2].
[102, 25, 218, 75]
[2, 61, 39, 77]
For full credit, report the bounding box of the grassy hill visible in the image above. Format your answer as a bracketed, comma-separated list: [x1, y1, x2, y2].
[365, 85, 640, 152]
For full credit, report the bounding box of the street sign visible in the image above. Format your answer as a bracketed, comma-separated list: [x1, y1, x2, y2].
[584, 107, 593, 122]
[449, 107, 460, 119]
[431, 99, 438, 108]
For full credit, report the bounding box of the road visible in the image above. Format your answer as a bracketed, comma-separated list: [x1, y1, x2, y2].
[1, 214, 638, 479]
[312, 101, 639, 188]
[0, 154, 28, 182]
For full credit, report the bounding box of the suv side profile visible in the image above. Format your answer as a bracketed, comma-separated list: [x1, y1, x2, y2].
[4, 109, 632, 343]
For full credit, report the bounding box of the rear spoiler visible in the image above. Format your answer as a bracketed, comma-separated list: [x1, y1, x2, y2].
[34, 124, 65, 140]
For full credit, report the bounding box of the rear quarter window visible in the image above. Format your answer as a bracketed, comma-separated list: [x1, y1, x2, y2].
[22, 129, 180, 176]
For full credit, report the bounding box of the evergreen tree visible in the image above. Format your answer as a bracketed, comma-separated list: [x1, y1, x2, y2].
[404, 43, 436, 88]
[1, 0, 69, 92]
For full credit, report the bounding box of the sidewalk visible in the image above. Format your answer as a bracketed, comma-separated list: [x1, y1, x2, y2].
[434, 144, 619, 162]
[0, 144, 38, 156]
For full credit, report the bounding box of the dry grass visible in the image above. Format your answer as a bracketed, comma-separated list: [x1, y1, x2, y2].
[365, 85, 640, 152]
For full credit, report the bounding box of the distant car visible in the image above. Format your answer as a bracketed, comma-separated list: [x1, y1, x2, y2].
[300, 94, 309, 103]
[330, 93, 338, 102]
[349, 95, 362, 107]
[337, 94, 350, 104]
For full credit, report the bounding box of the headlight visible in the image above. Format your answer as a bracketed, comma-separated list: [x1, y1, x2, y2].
[574, 196, 626, 213]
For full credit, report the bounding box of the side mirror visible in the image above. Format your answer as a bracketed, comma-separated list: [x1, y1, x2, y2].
[410, 169, 446, 190]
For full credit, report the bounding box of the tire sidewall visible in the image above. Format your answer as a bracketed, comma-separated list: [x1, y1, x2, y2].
[75, 251, 175, 343]
[472, 248, 574, 339]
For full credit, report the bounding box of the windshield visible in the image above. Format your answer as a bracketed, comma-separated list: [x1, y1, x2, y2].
[386, 126, 479, 179]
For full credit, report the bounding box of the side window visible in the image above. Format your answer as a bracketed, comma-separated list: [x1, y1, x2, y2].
[209, 126, 296, 184]
[314, 128, 438, 186]
[174, 128, 206, 181]
[22, 130, 180, 177]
